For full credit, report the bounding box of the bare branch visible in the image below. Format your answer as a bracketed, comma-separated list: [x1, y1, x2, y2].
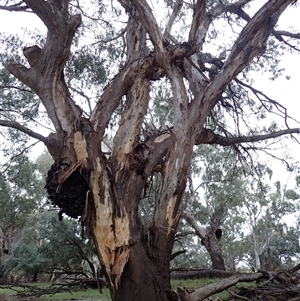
[274, 30, 300, 40]
[1, 141, 40, 174]
[212, 0, 252, 19]
[273, 30, 300, 51]
[188, 0, 211, 47]
[0, 85, 33, 93]
[91, 27, 127, 46]
[0, 119, 47, 143]
[0, 1, 31, 12]
[182, 211, 207, 238]
[164, 0, 183, 39]
[196, 127, 300, 146]
[234, 78, 299, 129]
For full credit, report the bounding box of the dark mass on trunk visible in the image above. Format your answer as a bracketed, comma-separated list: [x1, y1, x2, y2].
[1, 0, 299, 300]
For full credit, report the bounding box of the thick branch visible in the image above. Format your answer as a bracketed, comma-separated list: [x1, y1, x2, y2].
[145, 125, 299, 175]
[111, 77, 150, 158]
[4, 63, 34, 91]
[188, 0, 207, 42]
[226, 0, 292, 65]
[164, 0, 183, 39]
[126, 9, 147, 62]
[189, 0, 293, 140]
[0, 2, 30, 12]
[130, 0, 165, 54]
[5, 2, 81, 135]
[22, 1, 81, 76]
[190, 272, 266, 301]
[90, 56, 155, 137]
[213, 0, 252, 21]
[23, 0, 69, 32]
[196, 127, 300, 146]
[274, 30, 300, 39]
[182, 211, 206, 238]
[0, 119, 47, 143]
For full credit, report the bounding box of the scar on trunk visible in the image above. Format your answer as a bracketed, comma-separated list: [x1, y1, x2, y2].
[111, 246, 130, 288]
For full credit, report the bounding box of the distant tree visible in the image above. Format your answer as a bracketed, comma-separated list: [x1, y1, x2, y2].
[0, 1, 299, 300]
[0, 156, 40, 252]
[183, 145, 247, 270]
[4, 211, 96, 282]
[242, 177, 299, 270]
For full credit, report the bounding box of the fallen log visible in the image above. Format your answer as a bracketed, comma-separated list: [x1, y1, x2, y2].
[189, 272, 266, 301]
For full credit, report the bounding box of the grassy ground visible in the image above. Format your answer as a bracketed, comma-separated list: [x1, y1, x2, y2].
[0, 285, 111, 301]
[0, 278, 254, 300]
[44, 288, 111, 301]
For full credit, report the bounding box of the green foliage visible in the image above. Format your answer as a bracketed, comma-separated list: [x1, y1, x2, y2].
[0, 156, 39, 236]
[44, 287, 111, 300]
[177, 141, 300, 271]
[4, 211, 96, 279]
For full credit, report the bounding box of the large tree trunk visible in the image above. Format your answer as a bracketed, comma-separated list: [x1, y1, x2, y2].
[110, 240, 171, 300]
[3, 1, 295, 300]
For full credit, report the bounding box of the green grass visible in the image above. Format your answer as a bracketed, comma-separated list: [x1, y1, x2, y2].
[0, 287, 16, 295]
[0, 278, 255, 301]
[0, 285, 111, 301]
[44, 287, 111, 300]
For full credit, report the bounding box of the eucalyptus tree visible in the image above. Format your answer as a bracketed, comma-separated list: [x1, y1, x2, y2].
[0, 1, 300, 300]
[5, 211, 97, 282]
[0, 155, 44, 253]
[183, 145, 246, 271]
[240, 171, 299, 270]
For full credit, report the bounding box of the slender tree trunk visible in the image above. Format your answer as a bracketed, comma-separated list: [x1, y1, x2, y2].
[249, 218, 261, 270]
[32, 270, 38, 282]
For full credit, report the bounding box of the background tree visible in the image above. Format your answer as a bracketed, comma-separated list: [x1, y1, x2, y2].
[4, 211, 97, 282]
[0, 151, 53, 280]
[0, 154, 47, 264]
[183, 145, 248, 271]
[0, 1, 300, 301]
